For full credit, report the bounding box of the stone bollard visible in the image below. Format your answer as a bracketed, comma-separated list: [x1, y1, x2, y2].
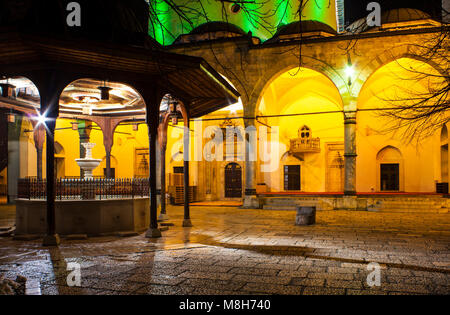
[295, 206, 316, 225]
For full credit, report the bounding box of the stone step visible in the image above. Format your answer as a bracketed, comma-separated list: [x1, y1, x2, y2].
[262, 206, 297, 210]
[370, 202, 447, 208]
[369, 208, 448, 214]
[371, 199, 445, 202]
[263, 199, 322, 205]
[371, 203, 445, 207]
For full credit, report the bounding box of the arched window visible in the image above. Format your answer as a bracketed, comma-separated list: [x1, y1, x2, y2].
[299, 125, 311, 139]
[441, 125, 448, 143]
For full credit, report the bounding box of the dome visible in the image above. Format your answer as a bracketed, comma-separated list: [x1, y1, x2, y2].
[381, 8, 431, 24]
[275, 20, 337, 37]
[173, 21, 253, 44]
[265, 20, 336, 44]
[189, 22, 247, 36]
[346, 8, 437, 34]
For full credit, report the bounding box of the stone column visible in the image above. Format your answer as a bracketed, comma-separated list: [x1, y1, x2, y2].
[243, 117, 259, 208]
[342, 111, 359, 210]
[344, 111, 357, 195]
[7, 116, 21, 203]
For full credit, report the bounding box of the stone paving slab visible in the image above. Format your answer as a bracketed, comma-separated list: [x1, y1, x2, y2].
[0, 205, 449, 295]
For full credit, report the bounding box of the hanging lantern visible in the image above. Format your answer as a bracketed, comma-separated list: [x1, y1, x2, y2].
[7, 113, 15, 123]
[169, 102, 176, 113]
[132, 123, 138, 131]
[98, 86, 112, 100]
[0, 83, 16, 98]
[71, 121, 79, 130]
[168, 100, 180, 125]
[82, 105, 92, 115]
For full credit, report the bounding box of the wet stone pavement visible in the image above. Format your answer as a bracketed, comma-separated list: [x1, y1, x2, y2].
[0, 205, 449, 295]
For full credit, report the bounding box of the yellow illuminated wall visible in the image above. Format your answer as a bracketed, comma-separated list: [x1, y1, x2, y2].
[356, 58, 445, 192]
[18, 59, 447, 196]
[258, 67, 344, 192]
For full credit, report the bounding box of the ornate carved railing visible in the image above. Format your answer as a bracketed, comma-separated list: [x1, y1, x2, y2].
[290, 137, 321, 153]
[17, 177, 149, 200]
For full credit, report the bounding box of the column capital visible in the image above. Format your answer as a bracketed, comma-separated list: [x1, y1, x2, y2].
[343, 111, 357, 122]
[243, 116, 256, 127]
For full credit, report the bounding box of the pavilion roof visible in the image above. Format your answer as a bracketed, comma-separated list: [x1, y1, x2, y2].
[0, 31, 240, 118]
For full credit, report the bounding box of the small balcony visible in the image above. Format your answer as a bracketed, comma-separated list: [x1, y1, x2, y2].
[290, 137, 321, 153]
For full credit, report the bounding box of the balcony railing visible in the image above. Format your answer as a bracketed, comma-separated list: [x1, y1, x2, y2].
[17, 177, 150, 200]
[290, 137, 321, 153]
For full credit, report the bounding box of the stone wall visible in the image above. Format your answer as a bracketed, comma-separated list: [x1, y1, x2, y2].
[15, 198, 149, 236]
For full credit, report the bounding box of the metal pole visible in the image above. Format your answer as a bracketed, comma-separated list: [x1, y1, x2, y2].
[182, 111, 192, 227]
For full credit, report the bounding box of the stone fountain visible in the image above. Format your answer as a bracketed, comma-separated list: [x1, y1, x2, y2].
[75, 143, 102, 179]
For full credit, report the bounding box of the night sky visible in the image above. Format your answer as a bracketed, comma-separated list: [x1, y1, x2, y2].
[344, 0, 443, 26]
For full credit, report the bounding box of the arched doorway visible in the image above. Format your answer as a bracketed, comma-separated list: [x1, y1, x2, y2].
[441, 125, 448, 182]
[438, 125, 449, 193]
[377, 146, 403, 192]
[327, 149, 344, 192]
[225, 162, 242, 197]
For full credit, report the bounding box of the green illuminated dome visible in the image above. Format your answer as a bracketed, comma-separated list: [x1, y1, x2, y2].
[265, 20, 337, 43]
[189, 22, 247, 35]
[276, 20, 337, 35]
[173, 21, 251, 44]
[149, 0, 338, 45]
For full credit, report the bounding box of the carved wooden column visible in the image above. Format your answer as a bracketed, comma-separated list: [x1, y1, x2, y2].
[139, 87, 163, 238]
[44, 111, 57, 245]
[33, 124, 45, 180]
[40, 87, 63, 246]
[31, 71, 68, 247]
[158, 112, 170, 221]
[146, 115, 161, 237]
[92, 117, 122, 179]
[0, 109, 7, 185]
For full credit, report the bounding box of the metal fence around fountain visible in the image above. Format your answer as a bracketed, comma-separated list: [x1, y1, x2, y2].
[17, 177, 150, 200]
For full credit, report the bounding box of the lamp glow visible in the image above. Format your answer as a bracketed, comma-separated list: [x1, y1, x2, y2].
[345, 65, 355, 77]
[33, 111, 49, 128]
